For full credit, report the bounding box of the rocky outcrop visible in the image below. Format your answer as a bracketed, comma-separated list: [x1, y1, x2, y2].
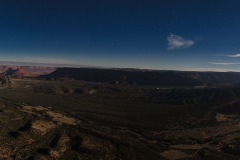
[0, 75, 14, 88]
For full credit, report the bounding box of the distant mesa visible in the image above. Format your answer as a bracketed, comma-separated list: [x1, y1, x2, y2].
[3, 66, 30, 78]
[0, 65, 55, 77]
[0, 66, 28, 88]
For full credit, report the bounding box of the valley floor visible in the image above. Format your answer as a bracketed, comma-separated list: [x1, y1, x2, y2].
[0, 79, 240, 159]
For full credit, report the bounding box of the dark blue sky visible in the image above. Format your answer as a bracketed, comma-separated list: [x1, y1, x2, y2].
[1, 0, 240, 71]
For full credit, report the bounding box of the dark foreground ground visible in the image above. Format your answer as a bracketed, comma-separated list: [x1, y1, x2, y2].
[1, 79, 240, 159]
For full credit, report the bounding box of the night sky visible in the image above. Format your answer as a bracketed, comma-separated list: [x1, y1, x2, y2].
[0, 0, 240, 71]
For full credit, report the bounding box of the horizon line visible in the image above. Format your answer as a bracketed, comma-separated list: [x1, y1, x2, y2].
[0, 60, 239, 73]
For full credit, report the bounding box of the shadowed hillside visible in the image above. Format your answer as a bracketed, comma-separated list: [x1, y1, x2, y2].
[182, 72, 240, 84]
[40, 67, 240, 86]
[39, 68, 205, 86]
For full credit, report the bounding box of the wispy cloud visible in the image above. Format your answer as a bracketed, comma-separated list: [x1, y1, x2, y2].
[167, 34, 194, 50]
[225, 54, 240, 57]
[209, 62, 240, 65]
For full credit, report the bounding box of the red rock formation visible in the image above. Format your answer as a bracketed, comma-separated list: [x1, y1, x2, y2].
[3, 67, 30, 77]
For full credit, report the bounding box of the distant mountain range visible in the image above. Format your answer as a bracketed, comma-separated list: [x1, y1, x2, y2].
[0, 61, 92, 68]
